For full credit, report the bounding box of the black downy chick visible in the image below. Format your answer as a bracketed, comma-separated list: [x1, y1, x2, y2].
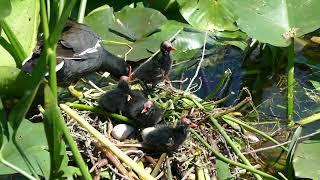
[141, 117, 195, 152]
[22, 21, 131, 85]
[98, 76, 131, 114]
[124, 91, 163, 127]
[134, 41, 176, 86]
[98, 78, 163, 127]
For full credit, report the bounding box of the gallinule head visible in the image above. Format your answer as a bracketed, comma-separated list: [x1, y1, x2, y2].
[99, 76, 131, 115]
[21, 21, 132, 85]
[134, 41, 176, 85]
[124, 91, 163, 127]
[141, 117, 194, 152]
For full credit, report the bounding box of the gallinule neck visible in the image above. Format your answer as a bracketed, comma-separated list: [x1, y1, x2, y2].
[22, 21, 131, 85]
[134, 41, 176, 85]
[141, 117, 193, 152]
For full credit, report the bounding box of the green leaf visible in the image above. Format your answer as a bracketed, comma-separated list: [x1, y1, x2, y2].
[0, 66, 31, 97]
[216, 159, 233, 180]
[222, 0, 320, 47]
[0, 119, 50, 178]
[0, 0, 11, 21]
[177, 0, 237, 31]
[84, 5, 167, 61]
[293, 133, 320, 179]
[0, 0, 39, 66]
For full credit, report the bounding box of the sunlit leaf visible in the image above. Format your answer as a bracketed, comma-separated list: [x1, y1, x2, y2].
[0, 120, 50, 178]
[0, 0, 39, 67]
[223, 0, 320, 47]
[177, 0, 237, 31]
[293, 133, 320, 179]
[84, 5, 167, 61]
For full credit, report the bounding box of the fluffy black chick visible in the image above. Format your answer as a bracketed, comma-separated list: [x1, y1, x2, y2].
[134, 41, 176, 85]
[141, 117, 193, 152]
[22, 21, 131, 85]
[98, 77, 131, 114]
[124, 90, 163, 127]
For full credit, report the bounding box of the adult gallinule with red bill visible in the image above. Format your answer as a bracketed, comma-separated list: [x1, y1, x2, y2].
[22, 21, 131, 85]
[134, 41, 176, 86]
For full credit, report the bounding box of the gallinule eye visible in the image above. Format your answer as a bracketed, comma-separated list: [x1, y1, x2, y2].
[98, 76, 131, 115]
[22, 21, 132, 86]
[134, 41, 176, 86]
[141, 117, 194, 152]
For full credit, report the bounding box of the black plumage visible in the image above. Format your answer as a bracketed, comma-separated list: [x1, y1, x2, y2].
[99, 79, 163, 127]
[134, 41, 176, 85]
[141, 117, 194, 152]
[141, 124, 188, 152]
[124, 91, 163, 127]
[98, 79, 131, 114]
[21, 21, 131, 85]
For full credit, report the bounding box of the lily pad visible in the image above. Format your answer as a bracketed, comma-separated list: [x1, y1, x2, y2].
[293, 133, 320, 179]
[84, 5, 167, 61]
[0, 119, 50, 178]
[0, 0, 39, 67]
[177, 0, 237, 31]
[222, 0, 320, 47]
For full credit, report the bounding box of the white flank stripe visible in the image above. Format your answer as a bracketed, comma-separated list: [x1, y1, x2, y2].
[78, 40, 101, 56]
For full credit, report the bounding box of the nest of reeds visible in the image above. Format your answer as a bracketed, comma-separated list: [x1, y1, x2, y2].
[60, 76, 287, 180]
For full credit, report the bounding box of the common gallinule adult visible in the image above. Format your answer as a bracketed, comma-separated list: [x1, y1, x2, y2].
[134, 41, 176, 86]
[99, 78, 163, 127]
[22, 21, 131, 85]
[141, 117, 194, 152]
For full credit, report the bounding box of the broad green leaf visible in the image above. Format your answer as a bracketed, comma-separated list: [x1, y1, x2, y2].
[0, 66, 31, 97]
[293, 133, 320, 179]
[0, 119, 50, 178]
[216, 159, 233, 180]
[84, 5, 167, 61]
[222, 0, 320, 47]
[177, 0, 237, 31]
[286, 126, 302, 178]
[0, 0, 39, 67]
[0, 0, 11, 21]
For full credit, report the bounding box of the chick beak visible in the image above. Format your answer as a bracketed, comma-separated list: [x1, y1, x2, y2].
[170, 46, 177, 51]
[128, 65, 133, 80]
[141, 108, 148, 114]
[188, 122, 198, 128]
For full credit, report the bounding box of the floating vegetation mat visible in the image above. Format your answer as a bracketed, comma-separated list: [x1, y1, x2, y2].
[60, 80, 288, 180]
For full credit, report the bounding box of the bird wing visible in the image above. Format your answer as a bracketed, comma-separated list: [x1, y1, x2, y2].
[58, 21, 102, 61]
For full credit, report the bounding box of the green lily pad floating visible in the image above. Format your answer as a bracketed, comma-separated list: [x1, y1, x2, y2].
[222, 0, 320, 47]
[0, 119, 50, 178]
[293, 133, 320, 179]
[84, 5, 167, 61]
[0, 0, 39, 67]
[176, 0, 237, 31]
